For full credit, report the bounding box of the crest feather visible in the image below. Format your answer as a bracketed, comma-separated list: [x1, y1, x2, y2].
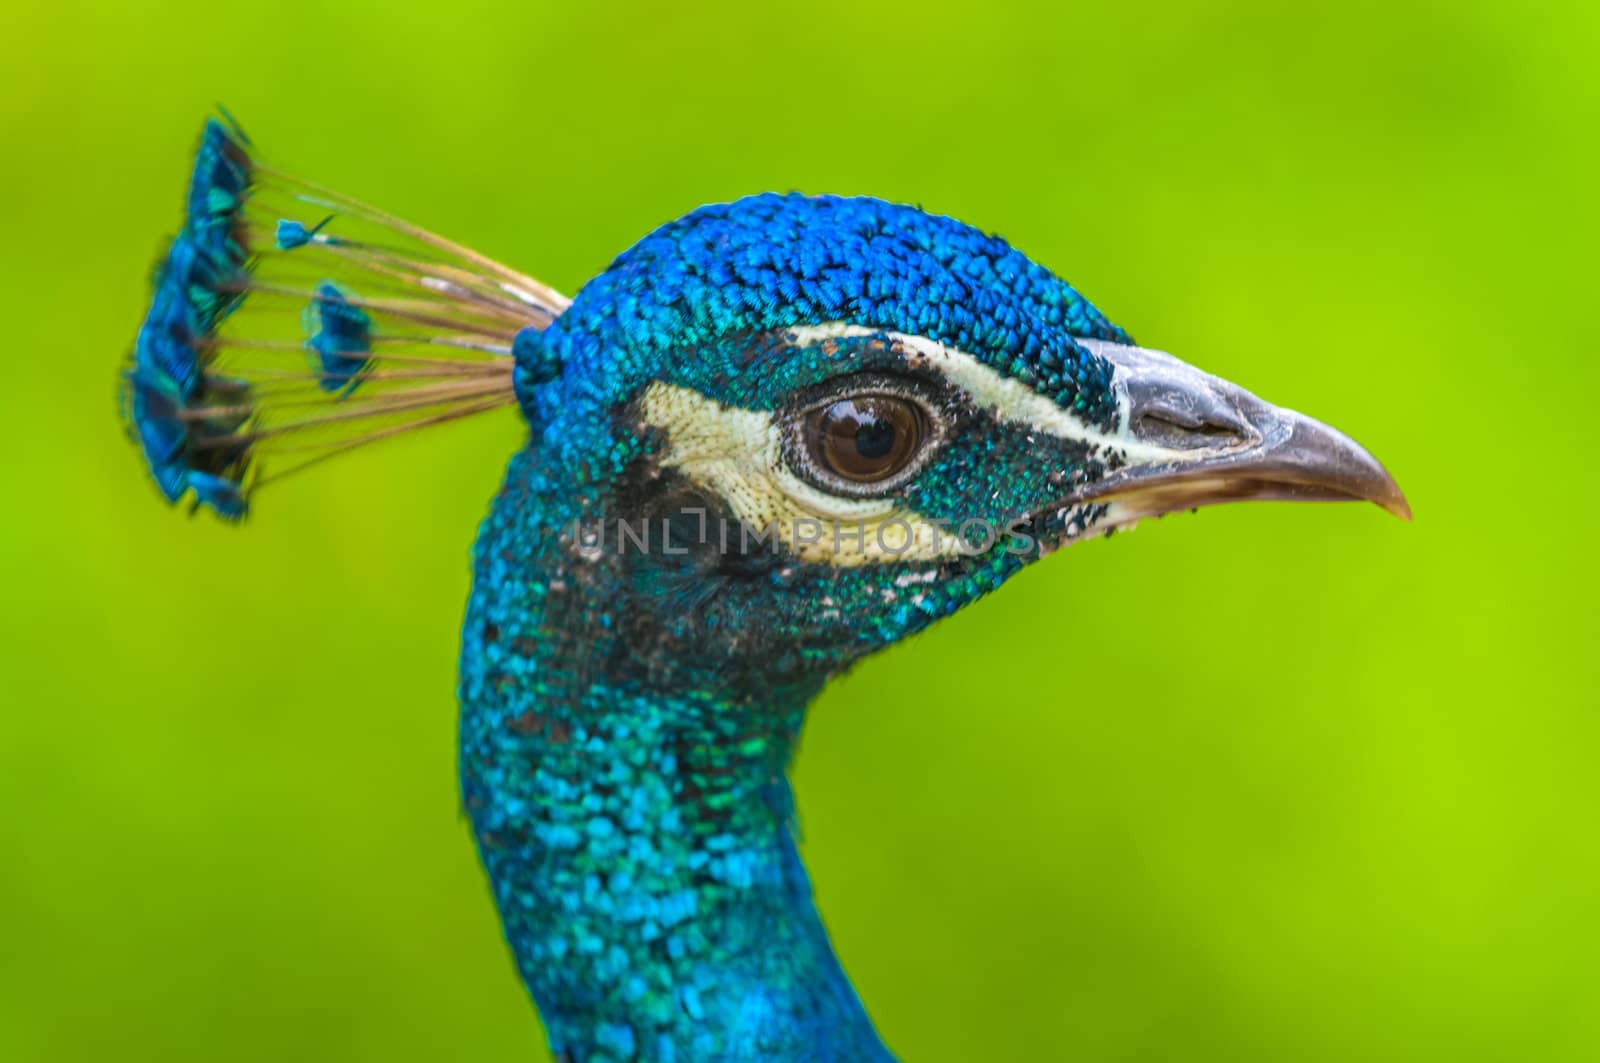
[120, 115, 568, 518]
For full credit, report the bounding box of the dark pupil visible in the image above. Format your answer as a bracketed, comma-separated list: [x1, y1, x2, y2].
[853, 416, 896, 459]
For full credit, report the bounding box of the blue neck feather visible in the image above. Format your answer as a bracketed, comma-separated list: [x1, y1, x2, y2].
[460, 451, 894, 1061]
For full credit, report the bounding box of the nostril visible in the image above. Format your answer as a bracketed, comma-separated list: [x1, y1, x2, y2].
[1132, 411, 1244, 448]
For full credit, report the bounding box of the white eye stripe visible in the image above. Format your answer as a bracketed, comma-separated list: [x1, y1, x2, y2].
[784, 323, 1170, 464]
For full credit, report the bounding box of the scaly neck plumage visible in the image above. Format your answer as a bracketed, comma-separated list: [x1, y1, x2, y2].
[458, 451, 893, 1061]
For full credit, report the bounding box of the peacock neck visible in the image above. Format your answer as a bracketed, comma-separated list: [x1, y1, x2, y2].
[458, 453, 893, 1061]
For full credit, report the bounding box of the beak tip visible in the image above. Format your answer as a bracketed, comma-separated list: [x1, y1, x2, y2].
[1357, 453, 1410, 522]
[1379, 491, 1413, 522]
[1296, 414, 1411, 524]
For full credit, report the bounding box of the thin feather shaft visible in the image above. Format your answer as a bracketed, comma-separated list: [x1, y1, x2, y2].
[203, 338, 509, 370]
[232, 283, 516, 336]
[194, 381, 511, 443]
[250, 396, 513, 479]
[252, 165, 569, 309]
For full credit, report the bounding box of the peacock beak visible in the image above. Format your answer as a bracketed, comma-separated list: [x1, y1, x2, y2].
[1070, 340, 1411, 522]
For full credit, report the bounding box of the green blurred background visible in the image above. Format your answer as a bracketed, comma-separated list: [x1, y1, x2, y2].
[3, 0, 1597, 1059]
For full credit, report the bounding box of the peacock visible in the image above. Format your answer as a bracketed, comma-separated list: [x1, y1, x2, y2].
[120, 116, 1409, 1062]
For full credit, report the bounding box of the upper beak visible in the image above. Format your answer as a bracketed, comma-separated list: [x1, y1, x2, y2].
[1070, 340, 1411, 522]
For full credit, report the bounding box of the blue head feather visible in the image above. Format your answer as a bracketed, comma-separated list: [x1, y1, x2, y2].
[305, 282, 374, 394]
[125, 233, 253, 517]
[521, 192, 1128, 426]
[185, 117, 252, 272]
[275, 215, 333, 251]
[121, 119, 260, 518]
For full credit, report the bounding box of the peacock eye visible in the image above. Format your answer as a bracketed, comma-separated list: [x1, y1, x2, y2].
[780, 374, 947, 497]
[810, 396, 922, 482]
[795, 392, 930, 493]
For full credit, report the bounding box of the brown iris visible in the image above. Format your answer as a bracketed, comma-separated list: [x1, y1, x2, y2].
[807, 395, 924, 484]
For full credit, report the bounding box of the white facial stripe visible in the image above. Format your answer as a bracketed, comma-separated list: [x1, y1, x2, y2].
[639, 382, 974, 566]
[786, 323, 1181, 464]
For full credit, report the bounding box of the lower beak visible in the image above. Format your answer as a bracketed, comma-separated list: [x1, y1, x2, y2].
[1070, 341, 1411, 522]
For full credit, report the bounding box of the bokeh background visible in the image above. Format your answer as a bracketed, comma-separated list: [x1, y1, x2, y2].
[3, 1, 1597, 1060]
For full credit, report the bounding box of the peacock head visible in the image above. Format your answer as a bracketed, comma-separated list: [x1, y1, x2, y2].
[121, 119, 1406, 692]
[504, 193, 1409, 688]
